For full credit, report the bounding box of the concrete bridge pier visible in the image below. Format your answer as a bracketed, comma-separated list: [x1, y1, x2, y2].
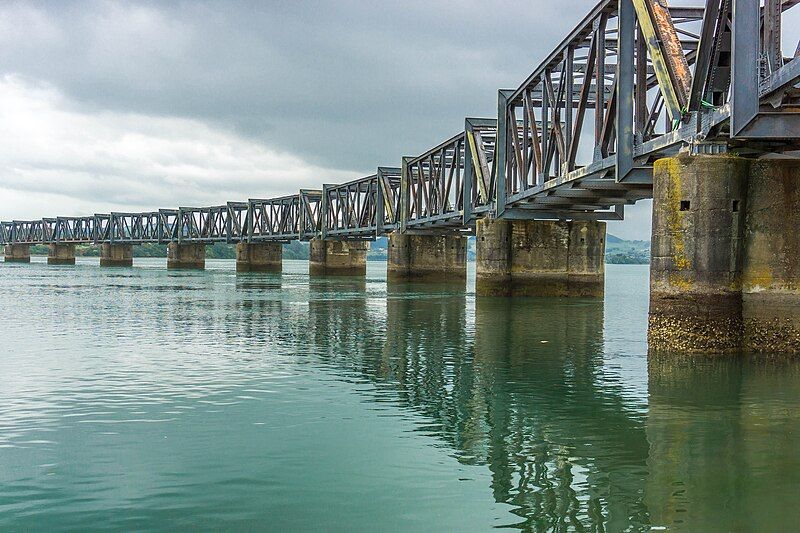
[3, 244, 30, 263]
[475, 217, 605, 297]
[100, 243, 133, 267]
[48, 244, 75, 265]
[167, 242, 205, 270]
[649, 154, 800, 353]
[649, 155, 748, 353]
[742, 159, 800, 352]
[309, 238, 368, 276]
[387, 233, 467, 283]
[236, 242, 282, 272]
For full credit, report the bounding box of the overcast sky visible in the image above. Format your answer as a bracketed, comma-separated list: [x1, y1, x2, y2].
[0, 0, 657, 239]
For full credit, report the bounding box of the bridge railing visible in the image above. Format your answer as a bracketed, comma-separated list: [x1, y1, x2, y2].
[322, 168, 400, 240]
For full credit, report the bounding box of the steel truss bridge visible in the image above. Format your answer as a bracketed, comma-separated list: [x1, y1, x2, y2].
[4, 0, 800, 248]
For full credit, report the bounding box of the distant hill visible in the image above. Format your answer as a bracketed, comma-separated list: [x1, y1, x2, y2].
[372, 234, 650, 264]
[605, 234, 650, 264]
[11, 234, 650, 264]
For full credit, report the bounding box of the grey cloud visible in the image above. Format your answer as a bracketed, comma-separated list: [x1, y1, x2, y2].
[0, 0, 587, 172]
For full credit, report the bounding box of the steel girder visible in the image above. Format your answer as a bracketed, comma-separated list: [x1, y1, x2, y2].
[4, 220, 48, 244]
[5, 1, 800, 242]
[107, 212, 162, 243]
[0, 192, 324, 246]
[322, 168, 401, 240]
[400, 119, 497, 233]
[492, 0, 800, 221]
[246, 190, 322, 242]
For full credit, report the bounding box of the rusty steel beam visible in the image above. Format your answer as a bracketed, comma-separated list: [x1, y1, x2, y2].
[632, 0, 692, 122]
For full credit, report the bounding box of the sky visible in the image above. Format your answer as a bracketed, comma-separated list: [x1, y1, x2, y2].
[0, 0, 663, 240]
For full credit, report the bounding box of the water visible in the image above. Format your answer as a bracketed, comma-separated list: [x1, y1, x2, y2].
[0, 258, 798, 531]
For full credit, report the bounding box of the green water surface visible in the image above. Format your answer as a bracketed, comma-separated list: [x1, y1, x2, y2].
[0, 259, 798, 531]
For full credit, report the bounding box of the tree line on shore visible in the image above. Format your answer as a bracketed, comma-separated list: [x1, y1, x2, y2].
[8, 234, 651, 264]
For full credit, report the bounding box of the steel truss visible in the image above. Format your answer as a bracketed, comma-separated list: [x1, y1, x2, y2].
[246, 189, 322, 242]
[494, 0, 800, 220]
[322, 168, 400, 240]
[400, 119, 496, 234]
[4, 1, 800, 246]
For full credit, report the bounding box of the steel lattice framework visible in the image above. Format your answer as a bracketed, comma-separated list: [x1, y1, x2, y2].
[321, 168, 401, 240]
[492, 0, 800, 220]
[3, 0, 800, 247]
[401, 118, 497, 233]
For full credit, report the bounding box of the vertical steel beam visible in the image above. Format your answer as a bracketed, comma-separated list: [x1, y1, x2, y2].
[688, 0, 722, 115]
[400, 157, 412, 233]
[731, 0, 759, 135]
[764, 0, 783, 74]
[594, 15, 607, 159]
[376, 171, 386, 238]
[247, 201, 255, 243]
[541, 79, 549, 183]
[463, 123, 474, 225]
[495, 90, 513, 217]
[635, 24, 648, 139]
[225, 204, 233, 243]
[321, 185, 330, 240]
[563, 47, 574, 175]
[617, 0, 635, 181]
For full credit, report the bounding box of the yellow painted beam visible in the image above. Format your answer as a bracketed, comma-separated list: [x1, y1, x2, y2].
[631, 0, 691, 123]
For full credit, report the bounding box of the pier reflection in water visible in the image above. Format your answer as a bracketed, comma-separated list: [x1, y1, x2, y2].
[0, 260, 799, 530]
[305, 274, 651, 530]
[646, 354, 800, 531]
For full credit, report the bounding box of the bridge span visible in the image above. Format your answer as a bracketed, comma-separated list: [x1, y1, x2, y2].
[4, 0, 800, 354]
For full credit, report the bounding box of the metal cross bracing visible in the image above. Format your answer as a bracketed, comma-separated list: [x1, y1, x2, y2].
[492, 0, 800, 221]
[321, 167, 401, 240]
[4, 219, 48, 244]
[246, 189, 322, 242]
[0, 191, 324, 246]
[170, 191, 325, 244]
[107, 212, 166, 243]
[400, 118, 497, 234]
[175, 205, 231, 243]
[51, 216, 94, 243]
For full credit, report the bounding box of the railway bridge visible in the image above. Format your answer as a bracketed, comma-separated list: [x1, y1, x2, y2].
[4, 0, 800, 353]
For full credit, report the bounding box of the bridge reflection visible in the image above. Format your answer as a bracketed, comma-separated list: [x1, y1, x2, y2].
[646, 354, 800, 531]
[301, 281, 654, 529]
[168, 274, 800, 530]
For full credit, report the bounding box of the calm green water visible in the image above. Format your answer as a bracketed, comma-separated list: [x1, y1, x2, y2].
[0, 258, 798, 531]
